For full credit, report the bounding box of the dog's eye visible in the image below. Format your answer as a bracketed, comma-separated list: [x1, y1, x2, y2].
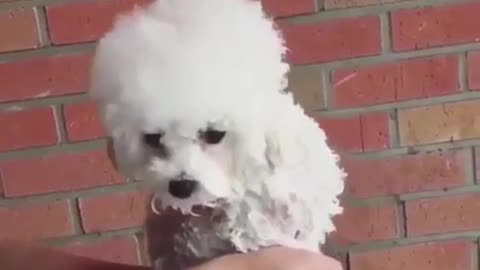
[143, 133, 164, 148]
[200, 129, 226, 144]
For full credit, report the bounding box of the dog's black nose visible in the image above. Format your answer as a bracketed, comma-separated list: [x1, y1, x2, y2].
[168, 179, 198, 199]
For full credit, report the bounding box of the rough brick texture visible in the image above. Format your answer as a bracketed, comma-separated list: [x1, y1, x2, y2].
[398, 100, 480, 146]
[0, 149, 123, 197]
[391, 2, 480, 51]
[406, 193, 480, 236]
[0, 201, 74, 240]
[316, 116, 363, 152]
[63, 101, 106, 142]
[261, 0, 316, 17]
[330, 204, 399, 245]
[0, 8, 39, 53]
[332, 56, 459, 108]
[282, 16, 381, 64]
[46, 0, 151, 45]
[79, 190, 151, 233]
[1, 0, 480, 268]
[0, 53, 92, 102]
[0, 107, 58, 151]
[62, 236, 140, 264]
[360, 113, 390, 151]
[342, 149, 468, 198]
[316, 112, 390, 153]
[351, 240, 474, 270]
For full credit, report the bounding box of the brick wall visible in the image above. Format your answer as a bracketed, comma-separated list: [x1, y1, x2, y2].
[0, 0, 480, 269]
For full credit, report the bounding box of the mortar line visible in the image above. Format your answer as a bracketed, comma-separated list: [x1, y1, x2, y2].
[389, 110, 400, 148]
[0, 174, 4, 199]
[0, 43, 95, 64]
[54, 104, 68, 143]
[320, 68, 332, 109]
[0, 140, 107, 162]
[400, 201, 408, 238]
[460, 147, 476, 186]
[68, 198, 85, 235]
[352, 138, 480, 159]
[398, 185, 480, 201]
[33, 6, 51, 47]
[345, 252, 351, 270]
[45, 226, 144, 247]
[459, 51, 468, 91]
[379, 11, 392, 53]
[134, 232, 150, 266]
[342, 185, 480, 207]
[0, 181, 153, 207]
[472, 147, 478, 185]
[296, 42, 480, 73]
[474, 238, 479, 270]
[359, 115, 366, 151]
[314, 92, 480, 117]
[0, 94, 88, 112]
[316, 0, 323, 12]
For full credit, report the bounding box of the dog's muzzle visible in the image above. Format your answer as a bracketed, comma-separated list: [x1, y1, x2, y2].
[168, 179, 199, 199]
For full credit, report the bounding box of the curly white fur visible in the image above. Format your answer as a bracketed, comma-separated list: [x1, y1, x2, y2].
[90, 0, 345, 265]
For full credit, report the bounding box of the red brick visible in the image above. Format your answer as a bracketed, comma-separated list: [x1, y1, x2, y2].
[350, 240, 474, 270]
[324, 0, 407, 9]
[316, 113, 390, 153]
[281, 16, 381, 65]
[0, 107, 58, 152]
[0, 149, 123, 197]
[406, 193, 480, 237]
[361, 113, 390, 151]
[79, 190, 151, 233]
[331, 205, 398, 246]
[467, 51, 480, 90]
[64, 101, 106, 142]
[46, 0, 151, 45]
[62, 236, 139, 264]
[391, 2, 480, 51]
[0, 8, 39, 53]
[0, 53, 92, 103]
[0, 201, 74, 240]
[398, 100, 480, 146]
[333, 56, 459, 108]
[261, 0, 316, 17]
[342, 150, 467, 199]
[316, 116, 363, 152]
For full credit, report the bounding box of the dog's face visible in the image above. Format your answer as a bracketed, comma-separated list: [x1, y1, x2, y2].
[140, 121, 237, 212]
[90, 0, 297, 214]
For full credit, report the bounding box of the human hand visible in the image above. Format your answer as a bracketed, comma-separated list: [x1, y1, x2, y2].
[191, 246, 342, 270]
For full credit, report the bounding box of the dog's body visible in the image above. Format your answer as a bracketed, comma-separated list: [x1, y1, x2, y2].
[90, 0, 345, 269]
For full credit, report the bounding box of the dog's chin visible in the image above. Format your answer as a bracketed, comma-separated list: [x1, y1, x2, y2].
[154, 189, 227, 216]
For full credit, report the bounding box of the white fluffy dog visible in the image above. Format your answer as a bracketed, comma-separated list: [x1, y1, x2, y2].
[89, 0, 345, 268]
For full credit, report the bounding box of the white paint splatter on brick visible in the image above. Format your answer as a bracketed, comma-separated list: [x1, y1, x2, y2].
[334, 72, 358, 87]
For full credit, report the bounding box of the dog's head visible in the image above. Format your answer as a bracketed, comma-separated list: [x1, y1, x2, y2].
[90, 0, 299, 213]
